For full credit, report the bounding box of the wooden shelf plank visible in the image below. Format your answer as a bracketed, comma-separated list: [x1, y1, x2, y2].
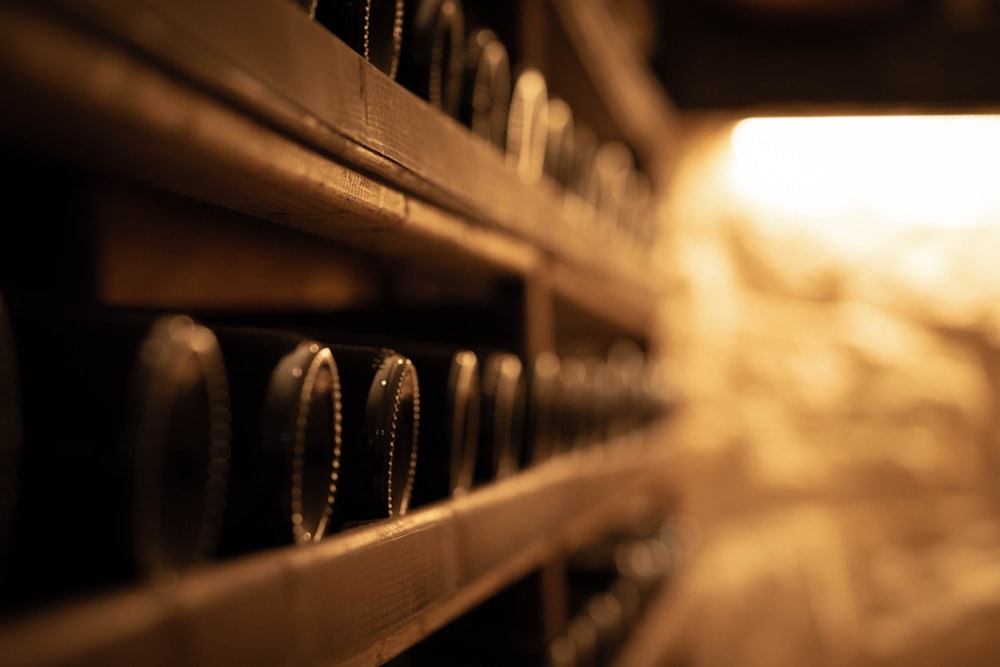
[0, 429, 678, 667]
[549, 259, 662, 345]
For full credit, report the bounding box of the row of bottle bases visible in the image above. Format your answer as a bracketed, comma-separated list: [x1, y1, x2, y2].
[0, 296, 673, 611]
[292, 0, 660, 259]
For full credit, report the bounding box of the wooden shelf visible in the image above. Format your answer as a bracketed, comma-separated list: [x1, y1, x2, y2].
[0, 0, 666, 334]
[0, 1, 682, 664]
[0, 427, 678, 667]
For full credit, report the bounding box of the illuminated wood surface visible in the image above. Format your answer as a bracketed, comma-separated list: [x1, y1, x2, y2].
[0, 0, 664, 334]
[0, 432, 678, 667]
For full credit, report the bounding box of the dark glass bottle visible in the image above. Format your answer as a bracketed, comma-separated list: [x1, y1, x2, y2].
[213, 313, 471, 510]
[212, 327, 342, 556]
[581, 356, 612, 447]
[187, 312, 426, 525]
[397, 0, 466, 116]
[0, 293, 20, 564]
[403, 345, 479, 508]
[556, 356, 589, 452]
[315, 0, 406, 79]
[608, 576, 642, 637]
[545, 98, 576, 189]
[621, 170, 654, 259]
[522, 351, 560, 467]
[475, 352, 526, 483]
[3, 304, 231, 608]
[637, 356, 676, 427]
[585, 591, 625, 666]
[567, 123, 601, 228]
[548, 636, 577, 667]
[566, 614, 599, 667]
[606, 340, 646, 436]
[327, 345, 419, 526]
[461, 27, 511, 149]
[593, 141, 636, 237]
[613, 536, 672, 608]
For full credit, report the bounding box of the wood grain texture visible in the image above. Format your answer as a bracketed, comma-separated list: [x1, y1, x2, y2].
[0, 0, 663, 335]
[0, 428, 678, 667]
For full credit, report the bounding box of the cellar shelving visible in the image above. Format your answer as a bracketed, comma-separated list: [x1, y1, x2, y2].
[0, 0, 666, 325]
[0, 428, 679, 667]
[0, 0, 681, 664]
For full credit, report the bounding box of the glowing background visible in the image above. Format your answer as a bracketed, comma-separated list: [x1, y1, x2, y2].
[728, 115, 1000, 229]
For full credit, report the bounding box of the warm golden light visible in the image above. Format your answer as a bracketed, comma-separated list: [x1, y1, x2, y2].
[728, 115, 1000, 228]
[657, 113, 1000, 667]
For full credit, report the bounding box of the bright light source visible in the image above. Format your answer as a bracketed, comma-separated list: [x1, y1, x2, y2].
[728, 115, 1000, 229]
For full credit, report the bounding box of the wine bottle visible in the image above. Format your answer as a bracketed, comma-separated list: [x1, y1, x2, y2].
[522, 351, 561, 467]
[607, 576, 642, 636]
[207, 311, 474, 510]
[548, 635, 577, 667]
[211, 327, 342, 556]
[506, 66, 549, 184]
[606, 340, 646, 436]
[621, 169, 654, 260]
[593, 141, 636, 237]
[397, 0, 466, 116]
[567, 123, 601, 229]
[545, 98, 576, 189]
[461, 27, 511, 148]
[3, 304, 231, 607]
[585, 591, 625, 666]
[327, 345, 419, 525]
[566, 614, 599, 667]
[315, 0, 406, 79]
[475, 352, 526, 483]
[613, 536, 672, 607]
[583, 355, 615, 447]
[556, 356, 588, 452]
[0, 292, 20, 564]
[403, 345, 479, 507]
[637, 356, 676, 427]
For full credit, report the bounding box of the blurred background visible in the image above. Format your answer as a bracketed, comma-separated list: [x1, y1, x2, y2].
[641, 1, 1000, 665]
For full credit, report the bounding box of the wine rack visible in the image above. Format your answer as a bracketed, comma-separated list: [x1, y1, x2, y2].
[0, 0, 682, 665]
